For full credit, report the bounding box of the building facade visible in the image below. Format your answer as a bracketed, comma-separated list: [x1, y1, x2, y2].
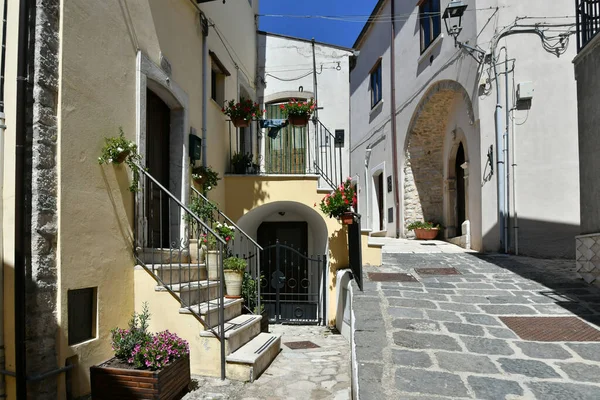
[350, 0, 580, 257]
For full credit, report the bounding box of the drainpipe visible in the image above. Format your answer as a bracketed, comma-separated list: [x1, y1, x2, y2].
[0, 0, 7, 395]
[502, 47, 510, 254]
[492, 49, 506, 253]
[512, 106, 518, 255]
[201, 12, 208, 167]
[311, 38, 319, 120]
[389, 0, 401, 238]
[15, 0, 31, 396]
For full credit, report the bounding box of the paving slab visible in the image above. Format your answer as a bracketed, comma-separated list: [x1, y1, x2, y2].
[354, 243, 600, 399]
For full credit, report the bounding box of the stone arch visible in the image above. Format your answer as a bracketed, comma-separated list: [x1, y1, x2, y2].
[403, 80, 474, 237]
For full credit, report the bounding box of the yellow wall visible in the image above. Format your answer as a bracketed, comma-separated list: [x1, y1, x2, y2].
[223, 175, 349, 325]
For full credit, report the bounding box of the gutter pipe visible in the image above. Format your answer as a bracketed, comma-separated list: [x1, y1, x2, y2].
[390, 0, 401, 238]
[0, 0, 7, 396]
[492, 47, 506, 253]
[15, 0, 31, 396]
[201, 12, 208, 167]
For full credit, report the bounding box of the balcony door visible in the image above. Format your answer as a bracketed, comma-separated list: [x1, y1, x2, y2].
[265, 103, 306, 174]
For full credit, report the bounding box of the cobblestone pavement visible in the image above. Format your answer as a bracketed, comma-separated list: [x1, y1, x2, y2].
[183, 325, 351, 400]
[355, 249, 600, 400]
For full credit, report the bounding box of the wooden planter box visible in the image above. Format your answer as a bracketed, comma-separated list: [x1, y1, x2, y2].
[414, 228, 439, 240]
[90, 356, 190, 400]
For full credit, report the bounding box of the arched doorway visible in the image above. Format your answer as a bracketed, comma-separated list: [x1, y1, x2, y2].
[403, 80, 474, 241]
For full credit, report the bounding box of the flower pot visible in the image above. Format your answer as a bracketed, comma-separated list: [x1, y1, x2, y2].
[232, 118, 251, 128]
[90, 355, 190, 400]
[114, 149, 131, 163]
[340, 212, 354, 225]
[224, 270, 244, 298]
[207, 250, 221, 280]
[189, 239, 206, 264]
[288, 114, 310, 127]
[414, 228, 439, 240]
[193, 175, 207, 187]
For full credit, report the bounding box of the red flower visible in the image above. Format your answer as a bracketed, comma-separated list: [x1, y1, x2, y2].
[279, 104, 285, 110]
[225, 236, 231, 242]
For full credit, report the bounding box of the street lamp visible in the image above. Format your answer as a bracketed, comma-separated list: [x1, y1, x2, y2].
[442, 0, 468, 43]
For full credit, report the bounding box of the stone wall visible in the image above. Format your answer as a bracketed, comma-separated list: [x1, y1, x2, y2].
[24, 0, 60, 398]
[576, 234, 600, 286]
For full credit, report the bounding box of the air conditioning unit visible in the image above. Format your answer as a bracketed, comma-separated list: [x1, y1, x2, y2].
[517, 82, 534, 101]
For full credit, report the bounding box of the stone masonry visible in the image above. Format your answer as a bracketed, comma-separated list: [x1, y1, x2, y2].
[354, 245, 600, 400]
[576, 233, 600, 286]
[24, 0, 60, 398]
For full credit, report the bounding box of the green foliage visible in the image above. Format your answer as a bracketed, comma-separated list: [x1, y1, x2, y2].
[191, 165, 220, 193]
[242, 272, 264, 313]
[110, 303, 151, 367]
[221, 97, 263, 121]
[318, 178, 357, 219]
[406, 221, 440, 231]
[199, 233, 218, 251]
[98, 128, 144, 192]
[280, 98, 316, 117]
[186, 197, 218, 225]
[223, 256, 247, 272]
[232, 152, 253, 174]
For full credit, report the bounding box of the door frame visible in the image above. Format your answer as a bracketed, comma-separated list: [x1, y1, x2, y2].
[371, 162, 386, 233]
[135, 52, 190, 248]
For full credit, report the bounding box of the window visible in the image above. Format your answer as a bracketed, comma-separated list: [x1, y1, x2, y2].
[68, 287, 97, 345]
[209, 51, 230, 106]
[370, 61, 382, 108]
[419, 0, 441, 52]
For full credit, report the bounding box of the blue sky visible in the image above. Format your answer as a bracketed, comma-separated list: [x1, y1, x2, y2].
[258, 0, 380, 48]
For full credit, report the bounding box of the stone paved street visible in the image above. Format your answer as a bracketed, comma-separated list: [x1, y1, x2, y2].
[354, 243, 600, 400]
[183, 325, 351, 400]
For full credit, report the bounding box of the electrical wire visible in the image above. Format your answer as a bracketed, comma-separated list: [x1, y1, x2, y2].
[210, 21, 256, 87]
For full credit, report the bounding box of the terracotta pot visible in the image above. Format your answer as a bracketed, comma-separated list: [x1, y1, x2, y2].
[90, 355, 190, 400]
[206, 250, 221, 280]
[224, 270, 243, 298]
[288, 114, 309, 127]
[414, 228, 439, 240]
[340, 212, 354, 225]
[114, 149, 131, 163]
[232, 118, 251, 128]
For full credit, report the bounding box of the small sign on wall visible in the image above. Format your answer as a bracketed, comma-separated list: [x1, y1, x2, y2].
[387, 175, 392, 193]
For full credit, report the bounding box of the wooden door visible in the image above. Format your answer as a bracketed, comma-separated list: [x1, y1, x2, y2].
[265, 104, 306, 174]
[146, 90, 171, 248]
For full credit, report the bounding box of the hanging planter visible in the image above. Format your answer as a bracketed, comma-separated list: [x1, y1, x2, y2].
[288, 114, 310, 127]
[231, 117, 251, 128]
[340, 212, 355, 225]
[114, 149, 131, 163]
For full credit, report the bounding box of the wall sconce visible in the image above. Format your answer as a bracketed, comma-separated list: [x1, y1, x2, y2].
[442, 0, 468, 43]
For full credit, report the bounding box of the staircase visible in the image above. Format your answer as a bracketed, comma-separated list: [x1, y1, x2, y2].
[133, 167, 280, 382]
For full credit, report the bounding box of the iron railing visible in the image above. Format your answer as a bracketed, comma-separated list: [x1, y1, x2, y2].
[227, 118, 344, 190]
[577, 0, 600, 51]
[190, 186, 264, 314]
[134, 166, 228, 379]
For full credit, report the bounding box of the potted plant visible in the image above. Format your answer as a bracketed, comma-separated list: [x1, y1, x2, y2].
[98, 128, 144, 192]
[223, 256, 247, 298]
[280, 98, 316, 127]
[191, 165, 220, 193]
[317, 178, 357, 224]
[186, 198, 219, 263]
[222, 97, 263, 128]
[407, 221, 441, 240]
[242, 272, 268, 333]
[90, 304, 190, 400]
[231, 152, 253, 174]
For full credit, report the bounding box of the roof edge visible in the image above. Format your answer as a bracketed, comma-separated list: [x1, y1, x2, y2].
[258, 30, 355, 52]
[353, 0, 388, 49]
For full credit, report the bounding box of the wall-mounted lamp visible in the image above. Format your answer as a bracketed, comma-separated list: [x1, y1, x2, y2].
[442, 0, 468, 43]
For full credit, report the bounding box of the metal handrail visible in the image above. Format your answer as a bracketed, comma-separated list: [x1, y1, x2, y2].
[313, 119, 343, 189]
[191, 186, 263, 251]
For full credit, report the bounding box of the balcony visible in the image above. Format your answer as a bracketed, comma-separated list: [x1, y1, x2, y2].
[577, 0, 600, 51]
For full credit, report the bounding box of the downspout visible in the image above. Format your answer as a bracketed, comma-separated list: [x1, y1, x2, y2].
[502, 47, 510, 254]
[389, 0, 401, 238]
[201, 12, 208, 167]
[512, 105, 518, 255]
[492, 48, 506, 252]
[0, 0, 7, 395]
[311, 38, 319, 120]
[15, 0, 31, 396]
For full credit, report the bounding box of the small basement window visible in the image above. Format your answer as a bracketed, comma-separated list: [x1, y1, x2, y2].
[68, 287, 97, 345]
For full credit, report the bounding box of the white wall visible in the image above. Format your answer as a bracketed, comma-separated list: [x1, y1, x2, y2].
[258, 32, 352, 188]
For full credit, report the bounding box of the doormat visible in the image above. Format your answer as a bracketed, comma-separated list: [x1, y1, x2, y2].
[500, 316, 600, 342]
[284, 341, 320, 350]
[415, 267, 461, 276]
[367, 273, 418, 282]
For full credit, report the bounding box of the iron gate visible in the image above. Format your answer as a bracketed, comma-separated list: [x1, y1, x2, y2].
[260, 241, 326, 324]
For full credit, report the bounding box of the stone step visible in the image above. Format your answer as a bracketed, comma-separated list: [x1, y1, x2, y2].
[138, 247, 191, 264]
[199, 314, 262, 354]
[226, 333, 282, 382]
[148, 263, 207, 284]
[180, 297, 244, 328]
[157, 280, 220, 307]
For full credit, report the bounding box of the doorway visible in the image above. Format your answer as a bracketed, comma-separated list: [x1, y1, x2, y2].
[455, 143, 466, 236]
[374, 172, 384, 231]
[258, 222, 324, 323]
[145, 89, 171, 247]
[264, 103, 306, 174]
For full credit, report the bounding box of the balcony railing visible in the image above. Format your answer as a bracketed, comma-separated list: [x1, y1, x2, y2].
[227, 118, 344, 190]
[577, 0, 600, 51]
